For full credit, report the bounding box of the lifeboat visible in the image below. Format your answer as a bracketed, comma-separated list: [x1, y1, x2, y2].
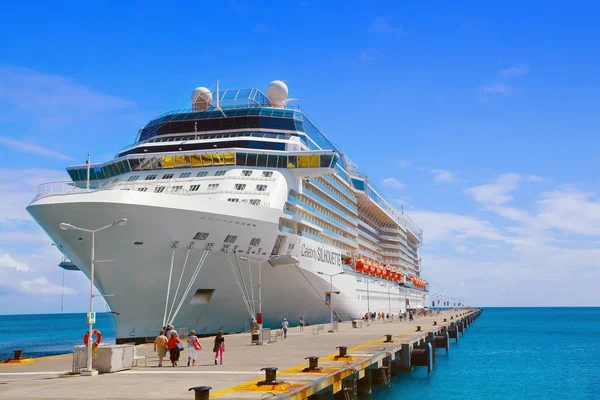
[341, 254, 353, 266]
[355, 259, 366, 272]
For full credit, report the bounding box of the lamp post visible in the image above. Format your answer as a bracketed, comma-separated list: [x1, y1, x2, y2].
[317, 271, 344, 333]
[240, 257, 265, 331]
[59, 218, 127, 376]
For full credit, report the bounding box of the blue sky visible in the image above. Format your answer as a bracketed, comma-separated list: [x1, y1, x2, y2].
[0, 1, 599, 313]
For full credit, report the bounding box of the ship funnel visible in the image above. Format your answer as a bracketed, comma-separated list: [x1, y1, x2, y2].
[192, 87, 212, 111]
[267, 80, 288, 108]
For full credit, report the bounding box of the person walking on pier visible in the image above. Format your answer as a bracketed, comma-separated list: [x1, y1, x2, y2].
[167, 332, 182, 367]
[187, 330, 201, 367]
[166, 324, 177, 339]
[299, 317, 305, 332]
[153, 331, 168, 367]
[213, 331, 225, 365]
[282, 318, 289, 338]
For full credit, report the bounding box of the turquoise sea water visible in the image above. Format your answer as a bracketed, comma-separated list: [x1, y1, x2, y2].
[373, 308, 599, 400]
[0, 312, 116, 360]
[1, 308, 598, 399]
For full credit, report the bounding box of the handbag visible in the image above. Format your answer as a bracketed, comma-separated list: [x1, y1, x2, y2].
[176, 342, 184, 351]
[194, 340, 201, 350]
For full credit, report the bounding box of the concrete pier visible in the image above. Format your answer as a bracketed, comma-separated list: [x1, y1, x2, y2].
[0, 309, 482, 400]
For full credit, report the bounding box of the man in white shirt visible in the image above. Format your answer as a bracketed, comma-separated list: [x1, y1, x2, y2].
[282, 318, 289, 338]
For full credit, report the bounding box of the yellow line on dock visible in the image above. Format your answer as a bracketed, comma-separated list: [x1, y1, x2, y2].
[210, 324, 428, 398]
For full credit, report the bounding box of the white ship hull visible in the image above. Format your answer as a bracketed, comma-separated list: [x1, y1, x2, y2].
[28, 190, 427, 342]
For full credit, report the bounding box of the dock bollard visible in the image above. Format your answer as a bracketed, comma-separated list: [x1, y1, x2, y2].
[416, 326, 422, 332]
[443, 318, 447, 322]
[433, 321, 437, 326]
[258, 367, 282, 385]
[384, 334, 393, 343]
[336, 346, 349, 357]
[303, 356, 321, 372]
[13, 350, 23, 361]
[188, 386, 212, 400]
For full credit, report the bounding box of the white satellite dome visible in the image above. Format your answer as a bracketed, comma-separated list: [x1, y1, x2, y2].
[191, 87, 212, 111]
[267, 80, 288, 107]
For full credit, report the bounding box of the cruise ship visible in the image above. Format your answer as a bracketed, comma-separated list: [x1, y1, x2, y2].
[27, 81, 428, 343]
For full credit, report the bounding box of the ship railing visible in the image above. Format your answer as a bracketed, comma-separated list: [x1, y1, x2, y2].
[36, 180, 272, 207]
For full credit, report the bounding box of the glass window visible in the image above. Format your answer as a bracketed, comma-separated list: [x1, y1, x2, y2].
[236, 153, 247, 166]
[298, 155, 309, 168]
[250, 238, 261, 246]
[66, 169, 80, 181]
[190, 185, 201, 191]
[234, 184, 246, 190]
[242, 170, 253, 177]
[172, 185, 183, 192]
[190, 155, 202, 167]
[155, 186, 165, 193]
[128, 175, 140, 181]
[102, 165, 112, 179]
[138, 187, 148, 192]
[162, 173, 174, 179]
[288, 156, 298, 168]
[196, 171, 208, 177]
[179, 172, 191, 178]
[120, 160, 131, 173]
[267, 155, 278, 168]
[256, 184, 267, 192]
[227, 198, 240, 202]
[94, 167, 106, 180]
[146, 174, 157, 180]
[193, 232, 209, 240]
[262, 171, 273, 177]
[208, 183, 219, 190]
[129, 158, 142, 171]
[174, 155, 191, 168]
[320, 154, 333, 168]
[246, 153, 257, 166]
[309, 154, 320, 168]
[277, 155, 287, 168]
[215, 171, 226, 176]
[257, 154, 267, 167]
[224, 152, 235, 165]
[249, 199, 261, 205]
[213, 153, 224, 165]
[162, 156, 174, 169]
[224, 235, 238, 244]
[202, 154, 213, 166]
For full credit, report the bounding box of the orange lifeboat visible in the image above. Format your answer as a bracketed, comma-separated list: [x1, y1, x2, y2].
[355, 259, 366, 272]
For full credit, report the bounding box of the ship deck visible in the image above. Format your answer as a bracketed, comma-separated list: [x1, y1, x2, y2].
[0, 309, 480, 399]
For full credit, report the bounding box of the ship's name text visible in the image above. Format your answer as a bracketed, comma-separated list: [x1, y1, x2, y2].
[301, 244, 342, 266]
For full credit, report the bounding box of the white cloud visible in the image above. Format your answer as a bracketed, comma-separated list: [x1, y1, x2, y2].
[0, 168, 67, 224]
[431, 169, 456, 183]
[0, 136, 73, 161]
[480, 82, 511, 97]
[0, 253, 31, 272]
[499, 64, 530, 77]
[381, 177, 406, 190]
[19, 276, 76, 295]
[464, 173, 529, 205]
[369, 17, 405, 35]
[0, 65, 135, 112]
[536, 188, 600, 237]
[410, 210, 506, 243]
[395, 160, 410, 168]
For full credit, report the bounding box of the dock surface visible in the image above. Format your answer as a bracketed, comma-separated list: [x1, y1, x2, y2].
[0, 309, 479, 399]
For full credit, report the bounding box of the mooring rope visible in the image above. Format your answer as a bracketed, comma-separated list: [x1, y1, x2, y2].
[162, 242, 178, 327]
[169, 248, 209, 325]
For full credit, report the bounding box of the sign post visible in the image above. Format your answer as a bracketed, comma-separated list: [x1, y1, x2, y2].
[325, 292, 331, 306]
[87, 312, 96, 325]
